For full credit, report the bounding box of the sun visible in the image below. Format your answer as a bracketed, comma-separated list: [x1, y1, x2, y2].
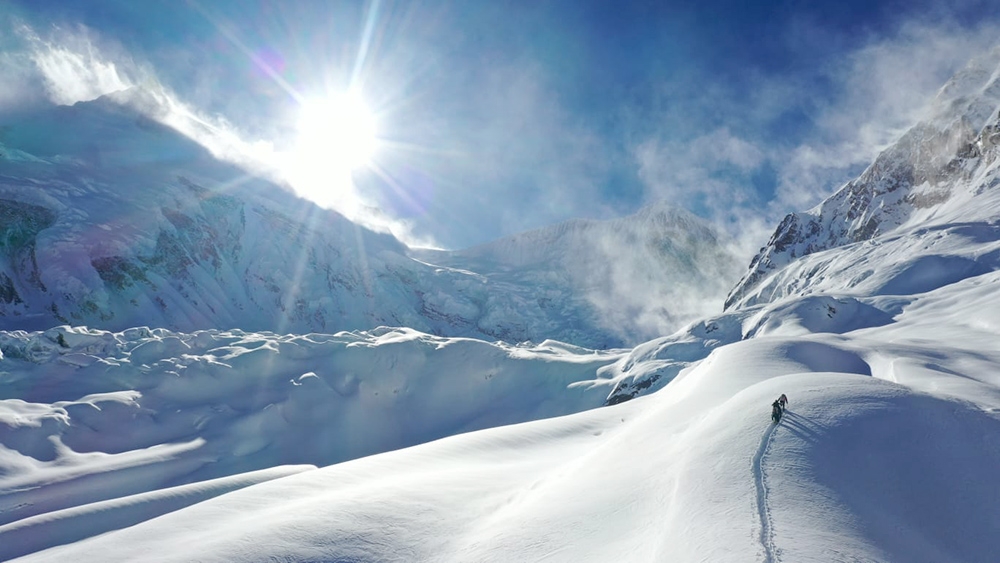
[296, 92, 377, 169]
[283, 91, 378, 211]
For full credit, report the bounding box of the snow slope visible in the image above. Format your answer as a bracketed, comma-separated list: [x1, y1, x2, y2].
[7, 268, 1000, 561]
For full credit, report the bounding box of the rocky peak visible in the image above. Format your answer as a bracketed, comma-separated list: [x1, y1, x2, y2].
[725, 49, 1000, 310]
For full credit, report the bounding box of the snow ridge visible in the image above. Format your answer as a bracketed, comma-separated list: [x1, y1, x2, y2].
[726, 49, 1000, 309]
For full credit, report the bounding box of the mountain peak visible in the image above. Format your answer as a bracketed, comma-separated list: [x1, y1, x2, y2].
[928, 45, 1000, 131]
[725, 49, 1000, 310]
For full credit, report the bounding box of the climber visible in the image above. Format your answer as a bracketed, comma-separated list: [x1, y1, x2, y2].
[771, 399, 782, 423]
[778, 393, 788, 411]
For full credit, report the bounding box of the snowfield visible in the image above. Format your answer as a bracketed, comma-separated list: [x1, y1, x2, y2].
[0, 327, 623, 548]
[4, 269, 1000, 562]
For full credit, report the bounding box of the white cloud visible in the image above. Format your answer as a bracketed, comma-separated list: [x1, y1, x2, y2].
[0, 51, 38, 112]
[634, 127, 764, 216]
[633, 128, 776, 270]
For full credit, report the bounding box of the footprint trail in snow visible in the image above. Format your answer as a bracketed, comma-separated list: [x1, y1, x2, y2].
[753, 419, 778, 563]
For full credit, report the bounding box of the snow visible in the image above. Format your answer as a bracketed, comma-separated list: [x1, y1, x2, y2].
[0, 465, 313, 561]
[4, 266, 1000, 561]
[733, 220, 1000, 309]
[727, 49, 1000, 310]
[4, 40, 1000, 563]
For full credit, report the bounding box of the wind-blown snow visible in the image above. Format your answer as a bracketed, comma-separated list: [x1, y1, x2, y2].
[416, 202, 744, 345]
[727, 46, 1000, 310]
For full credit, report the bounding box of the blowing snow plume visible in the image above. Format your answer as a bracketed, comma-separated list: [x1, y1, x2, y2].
[417, 202, 745, 345]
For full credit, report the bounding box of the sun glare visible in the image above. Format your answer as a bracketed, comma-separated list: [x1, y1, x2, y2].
[297, 93, 376, 168]
[284, 91, 378, 211]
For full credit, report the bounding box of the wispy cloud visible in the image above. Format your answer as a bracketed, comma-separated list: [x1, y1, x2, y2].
[8, 22, 270, 162]
[635, 127, 764, 209]
[0, 18, 45, 113]
[630, 14, 1000, 264]
[376, 56, 617, 248]
[478, 63, 615, 229]
[632, 125, 775, 264]
[0, 51, 37, 113]
[774, 18, 1000, 211]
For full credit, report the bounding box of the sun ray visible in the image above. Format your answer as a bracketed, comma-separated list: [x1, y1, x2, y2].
[367, 162, 429, 217]
[350, 0, 382, 89]
[186, 0, 304, 104]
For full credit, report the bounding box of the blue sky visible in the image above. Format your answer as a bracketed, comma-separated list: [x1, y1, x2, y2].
[3, 0, 999, 251]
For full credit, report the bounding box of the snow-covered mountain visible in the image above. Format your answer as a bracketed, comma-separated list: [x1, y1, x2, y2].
[5, 49, 1000, 562]
[414, 202, 743, 345]
[0, 91, 738, 348]
[727, 46, 1000, 309]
